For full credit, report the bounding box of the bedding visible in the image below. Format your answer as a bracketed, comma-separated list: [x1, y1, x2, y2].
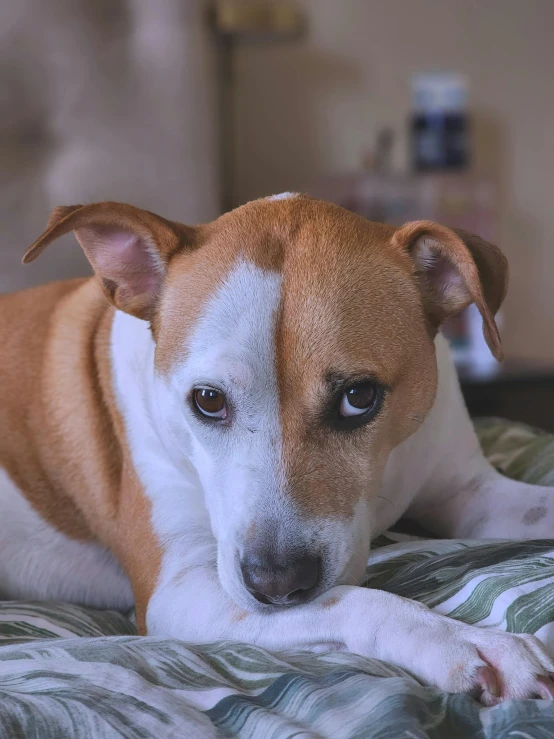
[2, 417, 554, 738]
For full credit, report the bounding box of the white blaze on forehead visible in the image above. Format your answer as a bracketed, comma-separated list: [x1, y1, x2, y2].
[184, 260, 282, 401]
[180, 260, 285, 532]
[268, 192, 299, 201]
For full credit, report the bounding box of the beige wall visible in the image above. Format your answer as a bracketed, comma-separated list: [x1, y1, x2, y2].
[0, 0, 218, 292]
[235, 0, 554, 361]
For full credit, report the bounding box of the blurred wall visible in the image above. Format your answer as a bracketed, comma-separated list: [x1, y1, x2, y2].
[234, 0, 554, 362]
[0, 0, 218, 291]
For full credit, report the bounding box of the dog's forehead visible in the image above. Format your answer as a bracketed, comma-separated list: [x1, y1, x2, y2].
[155, 197, 421, 376]
[185, 195, 404, 275]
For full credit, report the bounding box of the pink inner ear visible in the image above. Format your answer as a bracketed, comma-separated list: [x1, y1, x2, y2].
[77, 226, 162, 300]
[417, 239, 469, 307]
[431, 252, 465, 295]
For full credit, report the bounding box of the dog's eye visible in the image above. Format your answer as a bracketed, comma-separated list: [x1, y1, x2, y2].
[340, 382, 378, 417]
[193, 388, 227, 419]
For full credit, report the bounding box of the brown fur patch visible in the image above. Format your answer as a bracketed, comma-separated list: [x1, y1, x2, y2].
[0, 279, 94, 538]
[0, 277, 162, 632]
[272, 201, 439, 517]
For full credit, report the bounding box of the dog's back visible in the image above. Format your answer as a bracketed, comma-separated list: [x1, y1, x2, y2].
[0, 279, 86, 485]
[0, 278, 133, 606]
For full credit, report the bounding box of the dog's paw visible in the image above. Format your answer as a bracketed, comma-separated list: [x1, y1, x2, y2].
[339, 588, 554, 703]
[422, 623, 554, 705]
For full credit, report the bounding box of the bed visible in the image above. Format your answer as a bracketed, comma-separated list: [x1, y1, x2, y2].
[2, 417, 554, 738]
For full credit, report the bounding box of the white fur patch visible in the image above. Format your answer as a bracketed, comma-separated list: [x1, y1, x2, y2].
[176, 261, 284, 537]
[268, 192, 298, 201]
[0, 467, 133, 607]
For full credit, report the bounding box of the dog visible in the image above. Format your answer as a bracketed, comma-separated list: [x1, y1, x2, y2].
[2, 193, 554, 705]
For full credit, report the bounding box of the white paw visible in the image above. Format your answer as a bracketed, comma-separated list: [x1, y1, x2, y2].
[344, 594, 554, 704]
[415, 621, 554, 704]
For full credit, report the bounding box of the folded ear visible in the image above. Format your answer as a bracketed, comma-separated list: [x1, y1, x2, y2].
[23, 202, 197, 320]
[392, 220, 509, 361]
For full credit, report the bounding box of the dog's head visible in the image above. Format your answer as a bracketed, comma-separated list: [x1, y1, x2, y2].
[26, 194, 508, 610]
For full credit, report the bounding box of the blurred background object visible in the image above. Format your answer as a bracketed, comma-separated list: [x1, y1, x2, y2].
[0, 0, 219, 290]
[2, 0, 554, 424]
[410, 72, 469, 173]
[210, 0, 305, 212]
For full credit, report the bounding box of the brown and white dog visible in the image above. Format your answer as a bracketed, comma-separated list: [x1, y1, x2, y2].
[2, 193, 554, 703]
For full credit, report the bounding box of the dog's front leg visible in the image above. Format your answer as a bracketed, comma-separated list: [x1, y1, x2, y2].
[145, 566, 554, 703]
[394, 335, 554, 540]
[410, 462, 554, 540]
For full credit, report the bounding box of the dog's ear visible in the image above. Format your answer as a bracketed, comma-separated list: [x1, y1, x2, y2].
[392, 220, 509, 361]
[23, 202, 197, 320]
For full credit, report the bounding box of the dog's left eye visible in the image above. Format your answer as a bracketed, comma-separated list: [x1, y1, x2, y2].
[193, 388, 227, 419]
[340, 382, 378, 417]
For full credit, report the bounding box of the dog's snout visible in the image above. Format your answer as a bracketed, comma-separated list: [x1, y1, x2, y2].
[240, 551, 321, 606]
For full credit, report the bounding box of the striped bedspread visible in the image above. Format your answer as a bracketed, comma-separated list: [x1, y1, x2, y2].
[1, 417, 554, 738]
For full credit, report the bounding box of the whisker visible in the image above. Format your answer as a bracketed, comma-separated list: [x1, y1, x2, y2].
[377, 494, 397, 511]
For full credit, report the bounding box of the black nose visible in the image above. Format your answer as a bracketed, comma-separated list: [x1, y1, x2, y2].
[240, 551, 321, 605]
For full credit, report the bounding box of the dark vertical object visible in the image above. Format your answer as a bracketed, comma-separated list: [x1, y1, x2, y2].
[209, 0, 305, 215]
[411, 111, 469, 172]
[410, 73, 470, 173]
[216, 34, 236, 214]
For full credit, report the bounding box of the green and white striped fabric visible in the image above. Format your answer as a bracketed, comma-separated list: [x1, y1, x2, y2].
[2, 417, 554, 738]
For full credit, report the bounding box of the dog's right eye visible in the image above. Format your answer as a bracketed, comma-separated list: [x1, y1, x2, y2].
[193, 388, 227, 419]
[330, 379, 385, 431]
[340, 383, 377, 417]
